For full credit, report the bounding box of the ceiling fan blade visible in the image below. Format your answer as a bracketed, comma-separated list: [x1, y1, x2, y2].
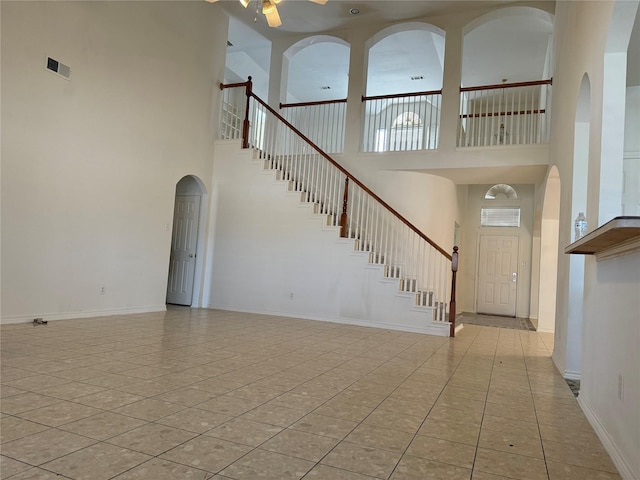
[309, 0, 328, 4]
[262, 0, 282, 28]
[205, 0, 219, 3]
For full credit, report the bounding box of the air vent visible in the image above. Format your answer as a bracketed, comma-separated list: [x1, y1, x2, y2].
[321, 86, 331, 90]
[227, 40, 234, 47]
[45, 56, 71, 80]
[410, 75, 424, 81]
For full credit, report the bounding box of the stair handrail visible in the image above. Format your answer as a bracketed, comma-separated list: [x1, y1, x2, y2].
[459, 78, 552, 93]
[361, 89, 443, 102]
[280, 98, 347, 109]
[220, 77, 451, 261]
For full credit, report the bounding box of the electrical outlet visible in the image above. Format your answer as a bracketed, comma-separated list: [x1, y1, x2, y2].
[618, 374, 624, 401]
[99, 286, 106, 295]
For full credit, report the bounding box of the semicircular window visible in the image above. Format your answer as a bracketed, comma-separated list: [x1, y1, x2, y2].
[484, 184, 518, 200]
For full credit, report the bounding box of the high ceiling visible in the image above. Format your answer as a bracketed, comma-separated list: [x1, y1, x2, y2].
[216, 0, 639, 186]
[219, 0, 530, 37]
[221, 0, 557, 102]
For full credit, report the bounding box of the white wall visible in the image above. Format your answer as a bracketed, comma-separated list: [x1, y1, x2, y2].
[549, 1, 640, 478]
[1, 1, 228, 322]
[580, 253, 640, 480]
[370, 170, 459, 252]
[205, 141, 451, 336]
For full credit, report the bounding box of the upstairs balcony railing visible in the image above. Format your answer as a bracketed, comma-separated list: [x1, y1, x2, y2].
[220, 77, 459, 335]
[362, 90, 442, 153]
[458, 79, 552, 147]
[280, 99, 347, 155]
[220, 77, 552, 152]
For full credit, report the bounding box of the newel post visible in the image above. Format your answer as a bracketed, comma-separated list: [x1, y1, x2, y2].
[449, 246, 459, 337]
[242, 76, 253, 149]
[340, 177, 349, 238]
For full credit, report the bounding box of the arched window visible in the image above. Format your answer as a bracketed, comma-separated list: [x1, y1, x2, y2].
[481, 184, 520, 227]
[484, 184, 518, 199]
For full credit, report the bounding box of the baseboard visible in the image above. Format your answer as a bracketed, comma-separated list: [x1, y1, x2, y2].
[0, 305, 167, 325]
[536, 326, 555, 333]
[563, 369, 581, 380]
[578, 395, 638, 480]
[206, 303, 451, 336]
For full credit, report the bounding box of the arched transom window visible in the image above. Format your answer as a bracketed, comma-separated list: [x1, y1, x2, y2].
[485, 184, 518, 200]
[481, 184, 520, 227]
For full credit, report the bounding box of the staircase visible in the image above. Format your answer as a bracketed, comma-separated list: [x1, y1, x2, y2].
[215, 78, 456, 336]
[260, 150, 449, 321]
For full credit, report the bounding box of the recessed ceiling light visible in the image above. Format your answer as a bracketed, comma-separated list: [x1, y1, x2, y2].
[349, 8, 360, 15]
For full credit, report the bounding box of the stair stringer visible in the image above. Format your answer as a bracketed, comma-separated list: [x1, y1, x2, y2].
[206, 140, 450, 336]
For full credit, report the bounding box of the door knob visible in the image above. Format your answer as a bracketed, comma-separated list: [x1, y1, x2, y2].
[512, 272, 517, 282]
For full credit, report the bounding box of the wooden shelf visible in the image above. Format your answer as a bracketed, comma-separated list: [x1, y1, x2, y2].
[565, 216, 640, 256]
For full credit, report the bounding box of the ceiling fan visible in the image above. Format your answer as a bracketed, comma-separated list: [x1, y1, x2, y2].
[207, 0, 328, 28]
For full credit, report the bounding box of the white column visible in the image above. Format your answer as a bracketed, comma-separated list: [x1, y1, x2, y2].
[267, 38, 291, 108]
[343, 29, 371, 157]
[439, 24, 463, 151]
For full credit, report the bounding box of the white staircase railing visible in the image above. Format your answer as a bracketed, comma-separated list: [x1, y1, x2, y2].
[458, 79, 552, 147]
[220, 77, 458, 334]
[280, 99, 347, 154]
[362, 90, 442, 152]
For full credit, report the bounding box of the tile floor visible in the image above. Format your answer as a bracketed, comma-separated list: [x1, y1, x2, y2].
[0, 308, 621, 480]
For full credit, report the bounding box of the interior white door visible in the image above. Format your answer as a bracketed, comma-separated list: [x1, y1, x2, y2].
[477, 234, 519, 316]
[166, 195, 200, 306]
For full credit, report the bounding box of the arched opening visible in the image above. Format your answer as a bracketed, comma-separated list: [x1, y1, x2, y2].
[365, 23, 445, 97]
[363, 23, 444, 152]
[563, 74, 591, 379]
[537, 166, 561, 333]
[280, 36, 350, 153]
[462, 7, 554, 87]
[282, 35, 350, 103]
[166, 175, 207, 307]
[459, 7, 554, 147]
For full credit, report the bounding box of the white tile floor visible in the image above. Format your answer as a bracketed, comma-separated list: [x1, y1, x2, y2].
[0, 308, 621, 479]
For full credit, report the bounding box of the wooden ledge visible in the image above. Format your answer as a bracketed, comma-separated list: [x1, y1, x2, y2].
[565, 216, 640, 258]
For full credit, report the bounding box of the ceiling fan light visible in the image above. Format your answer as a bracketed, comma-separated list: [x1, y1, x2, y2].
[205, 0, 219, 3]
[309, 0, 328, 4]
[238, 0, 250, 7]
[262, 0, 275, 14]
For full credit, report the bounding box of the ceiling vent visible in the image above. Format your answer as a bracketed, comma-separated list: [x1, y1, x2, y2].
[321, 86, 331, 90]
[46, 56, 71, 80]
[410, 75, 424, 81]
[227, 40, 234, 47]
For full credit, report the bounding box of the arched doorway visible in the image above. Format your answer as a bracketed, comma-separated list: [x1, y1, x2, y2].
[537, 166, 561, 333]
[563, 74, 591, 379]
[166, 175, 207, 306]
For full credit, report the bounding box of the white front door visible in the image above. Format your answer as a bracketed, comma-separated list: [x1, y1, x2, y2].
[477, 234, 519, 316]
[166, 195, 200, 306]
